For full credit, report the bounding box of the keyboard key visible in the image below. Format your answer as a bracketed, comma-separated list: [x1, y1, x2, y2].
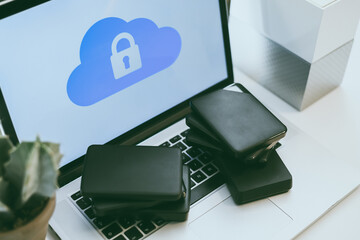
[198, 152, 213, 165]
[84, 207, 96, 219]
[124, 227, 143, 240]
[114, 235, 126, 240]
[188, 159, 203, 171]
[191, 171, 207, 183]
[190, 173, 225, 205]
[174, 142, 187, 151]
[182, 137, 190, 146]
[93, 216, 115, 229]
[76, 197, 91, 210]
[180, 129, 189, 137]
[153, 218, 165, 226]
[159, 141, 170, 147]
[190, 179, 196, 188]
[102, 223, 122, 239]
[169, 135, 181, 144]
[118, 216, 135, 229]
[202, 164, 218, 176]
[187, 147, 202, 158]
[71, 191, 82, 201]
[137, 221, 156, 234]
[182, 153, 191, 163]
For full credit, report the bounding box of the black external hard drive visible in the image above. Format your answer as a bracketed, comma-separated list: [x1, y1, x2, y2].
[186, 114, 221, 144]
[190, 90, 287, 159]
[91, 199, 160, 217]
[81, 145, 183, 201]
[136, 165, 191, 221]
[91, 165, 191, 222]
[215, 149, 292, 205]
[186, 117, 277, 165]
[185, 129, 224, 152]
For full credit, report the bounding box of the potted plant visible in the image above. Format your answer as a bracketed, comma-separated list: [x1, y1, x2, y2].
[0, 135, 62, 240]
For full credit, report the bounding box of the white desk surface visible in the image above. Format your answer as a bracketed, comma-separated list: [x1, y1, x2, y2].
[232, 22, 360, 239]
[47, 22, 360, 240]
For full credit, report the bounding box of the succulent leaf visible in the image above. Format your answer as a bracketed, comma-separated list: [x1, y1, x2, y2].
[0, 136, 61, 230]
[4, 141, 39, 205]
[21, 139, 41, 203]
[36, 141, 61, 198]
[0, 135, 14, 176]
[42, 141, 62, 168]
[0, 177, 15, 228]
[4, 137, 61, 206]
[0, 200, 14, 228]
[0, 200, 9, 213]
[0, 197, 11, 216]
[0, 177, 10, 206]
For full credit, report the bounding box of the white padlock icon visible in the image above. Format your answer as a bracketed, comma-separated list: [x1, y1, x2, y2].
[110, 32, 142, 79]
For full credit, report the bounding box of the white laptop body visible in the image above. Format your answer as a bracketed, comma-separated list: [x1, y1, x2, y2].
[49, 85, 359, 240]
[0, 1, 358, 240]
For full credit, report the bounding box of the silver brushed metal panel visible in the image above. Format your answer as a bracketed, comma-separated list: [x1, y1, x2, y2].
[302, 41, 353, 109]
[230, 20, 353, 110]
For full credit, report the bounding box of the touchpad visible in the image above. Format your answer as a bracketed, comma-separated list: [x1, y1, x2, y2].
[189, 197, 292, 240]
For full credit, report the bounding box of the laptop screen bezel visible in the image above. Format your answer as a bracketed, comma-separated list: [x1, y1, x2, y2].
[0, 0, 233, 186]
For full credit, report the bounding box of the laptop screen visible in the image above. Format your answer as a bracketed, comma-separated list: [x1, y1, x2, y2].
[0, 0, 230, 167]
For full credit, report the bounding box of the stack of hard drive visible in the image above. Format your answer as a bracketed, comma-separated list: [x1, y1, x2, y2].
[186, 85, 293, 204]
[80, 145, 190, 221]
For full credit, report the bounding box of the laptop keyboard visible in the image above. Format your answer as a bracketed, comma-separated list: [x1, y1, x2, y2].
[70, 129, 225, 240]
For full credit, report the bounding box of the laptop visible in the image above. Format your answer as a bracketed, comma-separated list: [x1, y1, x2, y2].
[0, 0, 358, 240]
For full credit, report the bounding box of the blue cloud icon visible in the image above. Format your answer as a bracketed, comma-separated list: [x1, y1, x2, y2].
[67, 17, 182, 106]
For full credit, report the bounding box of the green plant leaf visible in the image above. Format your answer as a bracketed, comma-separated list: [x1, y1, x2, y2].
[0, 177, 10, 205]
[42, 141, 62, 168]
[0, 178, 15, 229]
[21, 139, 41, 203]
[0, 199, 10, 214]
[4, 141, 39, 205]
[36, 142, 61, 198]
[0, 200, 14, 225]
[3, 137, 62, 209]
[0, 135, 14, 176]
